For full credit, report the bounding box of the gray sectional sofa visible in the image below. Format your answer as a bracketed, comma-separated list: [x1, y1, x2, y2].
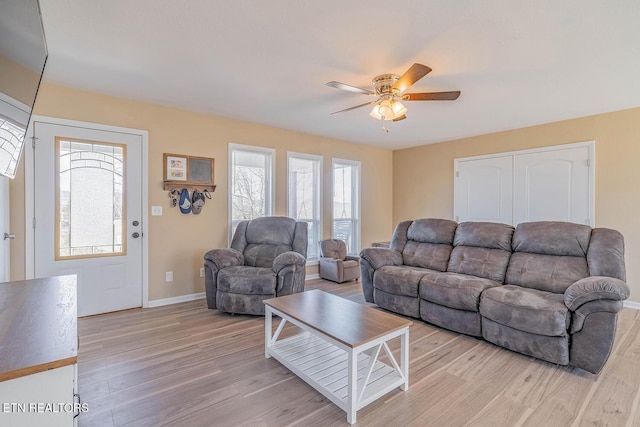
[360, 219, 630, 374]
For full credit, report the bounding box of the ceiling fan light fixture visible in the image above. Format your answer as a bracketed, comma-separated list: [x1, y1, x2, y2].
[369, 98, 406, 121]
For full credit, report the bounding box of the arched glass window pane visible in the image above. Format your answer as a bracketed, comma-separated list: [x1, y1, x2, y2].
[57, 138, 126, 259]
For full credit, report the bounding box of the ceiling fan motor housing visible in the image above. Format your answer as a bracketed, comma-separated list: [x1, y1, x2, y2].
[372, 74, 401, 95]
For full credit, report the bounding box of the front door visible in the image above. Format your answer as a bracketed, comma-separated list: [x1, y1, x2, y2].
[33, 120, 143, 316]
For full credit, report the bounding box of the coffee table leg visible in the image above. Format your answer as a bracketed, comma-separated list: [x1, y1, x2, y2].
[265, 306, 272, 359]
[401, 329, 409, 390]
[347, 349, 357, 424]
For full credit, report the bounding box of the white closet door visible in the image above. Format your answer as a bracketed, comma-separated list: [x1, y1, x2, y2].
[513, 146, 591, 225]
[454, 155, 513, 224]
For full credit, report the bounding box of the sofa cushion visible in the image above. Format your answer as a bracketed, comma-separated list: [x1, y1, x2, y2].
[406, 218, 458, 244]
[419, 271, 500, 312]
[217, 266, 277, 295]
[402, 242, 453, 271]
[447, 246, 511, 283]
[480, 285, 570, 337]
[505, 252, 588, 294]
[374, 265, 431, 297]
[320, 239, 347, 260]
[399, 219, 457, 271]
[512, 221, 591, 257]
[244, 244, 292, 268]
[453, 222, 514, 251]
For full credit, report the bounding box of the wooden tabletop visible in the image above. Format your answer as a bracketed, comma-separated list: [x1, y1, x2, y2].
[0, 275, 78, 382]
[264, 290, 412, 348]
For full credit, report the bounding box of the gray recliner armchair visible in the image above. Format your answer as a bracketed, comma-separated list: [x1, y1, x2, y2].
[204, 217, 308, 315]
[319, 239, 360, 283]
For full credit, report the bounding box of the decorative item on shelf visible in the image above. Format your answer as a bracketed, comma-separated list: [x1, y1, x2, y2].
[163, 153, 217, 193]
[191, 189, 205, 215]
[168, 189, 180, 207]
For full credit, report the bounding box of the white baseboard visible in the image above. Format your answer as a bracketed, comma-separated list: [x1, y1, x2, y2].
[306, 273, 320, 281]
[624, 300, 640, 310]
[147, 292, 205, 308]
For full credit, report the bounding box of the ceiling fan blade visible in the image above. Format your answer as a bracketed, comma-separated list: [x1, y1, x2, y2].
[330, 100, 378, 114]
[392, 114, 407, 122]
[402, 91, 461, 101]
[326, 81, 374, 95]
[392, 63, 432, 93]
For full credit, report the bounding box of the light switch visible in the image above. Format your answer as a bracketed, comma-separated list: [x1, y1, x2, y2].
[152, 206, 163, 216]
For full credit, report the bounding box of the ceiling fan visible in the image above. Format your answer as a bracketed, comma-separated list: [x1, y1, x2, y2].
[326, 63, 460, 132]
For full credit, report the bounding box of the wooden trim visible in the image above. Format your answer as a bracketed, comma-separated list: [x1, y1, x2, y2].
[0, 356, 77, 383]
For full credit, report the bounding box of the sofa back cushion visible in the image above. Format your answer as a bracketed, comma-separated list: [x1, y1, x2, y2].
[505, 221, 591, 293]
[401, 219, 457, 271]
[448, 222, 514, 282]
[320, 239, 347, 260]
[233, 217, 297, 268]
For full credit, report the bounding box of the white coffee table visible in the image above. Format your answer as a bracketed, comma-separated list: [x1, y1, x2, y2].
[264, 290, 412, 424]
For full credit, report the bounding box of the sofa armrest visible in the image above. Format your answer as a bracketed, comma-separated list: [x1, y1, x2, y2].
[204, 248, 244, 271]
[320, 257, 342, 283]
[273, 251, 306, 274]
[345, 255, 360, 262]
[564, 276, 630, 311]
[360, 247, 402, 270]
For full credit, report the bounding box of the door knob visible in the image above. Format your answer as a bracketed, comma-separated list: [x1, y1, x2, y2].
[132, 220, 139, 226]
[3, 232, 15, 240]
[132, 232, 140, 239]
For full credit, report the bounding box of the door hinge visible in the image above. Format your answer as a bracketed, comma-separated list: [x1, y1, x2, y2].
[455, 171, 460, 178]
[455, 215, 460, 222]
[32, 217, 36, 229]
[586, 159, 591, 167]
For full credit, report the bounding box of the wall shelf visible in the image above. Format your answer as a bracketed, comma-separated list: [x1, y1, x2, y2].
[163, 181, 217, 193]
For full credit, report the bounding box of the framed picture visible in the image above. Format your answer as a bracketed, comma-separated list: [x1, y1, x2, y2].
[164, 154, 188, 181]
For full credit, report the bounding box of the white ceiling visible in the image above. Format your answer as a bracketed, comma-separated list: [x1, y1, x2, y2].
[38, 0, 640, 149]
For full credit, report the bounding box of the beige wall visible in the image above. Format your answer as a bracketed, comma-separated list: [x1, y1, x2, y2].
[394, 107, 640, 302]
[9, 83, 393, 301]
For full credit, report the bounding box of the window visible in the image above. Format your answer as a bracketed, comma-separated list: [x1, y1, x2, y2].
[332, 159, 360, 255]
[288, 153, 322, 261]
[228, 144, 275, 241]
[56, 138, 125, 259]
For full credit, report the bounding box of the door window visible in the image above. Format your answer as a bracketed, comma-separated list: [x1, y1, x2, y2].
[56, 138, 126, 259]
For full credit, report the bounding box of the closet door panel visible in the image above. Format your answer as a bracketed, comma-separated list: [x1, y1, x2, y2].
[513, 146, 591, 226]
[454, 156, 513, 224]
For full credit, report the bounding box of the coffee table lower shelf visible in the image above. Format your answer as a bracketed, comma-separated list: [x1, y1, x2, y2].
[270, 332, 404, 407]
[265, 318, 408, 424]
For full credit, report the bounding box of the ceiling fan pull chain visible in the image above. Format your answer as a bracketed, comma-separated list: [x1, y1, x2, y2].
[381, 116, 389, 133]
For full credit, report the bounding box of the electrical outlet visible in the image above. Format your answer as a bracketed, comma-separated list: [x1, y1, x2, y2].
[199, 267, 205, 278]
[165, 271, 173, 282]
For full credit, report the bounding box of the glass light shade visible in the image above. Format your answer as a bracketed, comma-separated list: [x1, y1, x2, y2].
[370, 99, 406, 120]
[369, 104, 382, 119]
[392, 100, 407, 117]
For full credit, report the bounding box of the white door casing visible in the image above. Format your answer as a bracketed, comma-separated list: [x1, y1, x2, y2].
[454, 141, 594, 227]
[26, 117, 148, 316]
[0, 176, 9, 282]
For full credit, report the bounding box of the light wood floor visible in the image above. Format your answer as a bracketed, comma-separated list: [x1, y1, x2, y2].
[77, 279, 640, 427]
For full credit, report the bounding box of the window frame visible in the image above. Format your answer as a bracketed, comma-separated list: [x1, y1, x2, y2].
[228, 143, 276, 243]
[331, 158, 361, 255]
[287, 151, 323, 263]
